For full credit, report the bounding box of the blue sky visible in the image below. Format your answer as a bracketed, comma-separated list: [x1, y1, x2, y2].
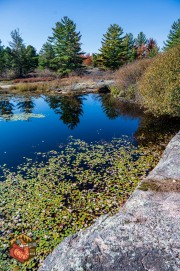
[0, 0, 179, 53]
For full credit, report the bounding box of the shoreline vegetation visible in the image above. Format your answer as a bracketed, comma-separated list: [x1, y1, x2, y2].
[0, 43, 179, 118]
[0, 17, 179, 117]
[0, 76, 115, 95]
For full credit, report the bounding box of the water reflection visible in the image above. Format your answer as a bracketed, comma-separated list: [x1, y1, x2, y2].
[98, 94, 179, 144]
[135, 115, 180, 146]
[17, 97, 35, 114]
[45, 95, 84, 129]
[0, 93, 179, 142]
[0, 93, 179, 170]
[0, 97, 14, 120]
[0, 93, 143, 124]
[0, 96, 37, 121]
[98, 94, 143, 119]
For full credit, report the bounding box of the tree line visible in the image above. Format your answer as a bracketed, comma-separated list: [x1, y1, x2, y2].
[0, 17, 179, 78]
[0, 29, 38, 78]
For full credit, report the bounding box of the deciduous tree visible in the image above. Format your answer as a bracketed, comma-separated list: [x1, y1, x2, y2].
[146, 38, 159, 58]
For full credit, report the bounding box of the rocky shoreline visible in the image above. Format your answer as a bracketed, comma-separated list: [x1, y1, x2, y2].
[38, 132, 180, 271]
[0, 79, 115, 95]
[55, 80, 114, 94]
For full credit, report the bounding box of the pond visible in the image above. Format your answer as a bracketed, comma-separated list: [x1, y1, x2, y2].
[0, 93, 142, 169]
[1, 92, 179, 271]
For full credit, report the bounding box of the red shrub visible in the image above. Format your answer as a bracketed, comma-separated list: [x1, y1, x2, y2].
[83, 54, 93, 66]
[13, 77, 54, 83]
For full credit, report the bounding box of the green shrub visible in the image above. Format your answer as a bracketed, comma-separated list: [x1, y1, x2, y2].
[138, 44, 180, 117]
[112, 59, 152, 100]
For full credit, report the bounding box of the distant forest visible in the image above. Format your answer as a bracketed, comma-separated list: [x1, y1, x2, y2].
[0, 16, 179, 78]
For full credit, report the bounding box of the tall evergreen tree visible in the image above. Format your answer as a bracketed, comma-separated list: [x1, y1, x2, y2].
[123, 33, 136, 62]
[134, 32, 147, 47]
[99, 24, 126, 70]
[92, 53, 103, 68]
[49, 16, 84, 74]
[24, 45, 38, 73]
[134, 32, 148, 59]
[39, 42, 55, 70]
[8, 29, 38, 77]
[164, 18, 180, 50]
[0, 40, 5, 75]
[3, 47, 13, 72]
[9, 29, 26, 77]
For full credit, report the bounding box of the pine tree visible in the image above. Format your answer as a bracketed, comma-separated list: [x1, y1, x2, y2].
[9, 29, 26, 77]
[134, 32, 148, 59]
[164, 18, 180, 50]
[24, 45, 38, 74]
[8, 29, 38, 77]
[39, 42, 55, 70]
[99, 24, 125, 70]
[123, 33, 136, 62]
[92, 53, 103, 68]
[0, 40, 5, 75]
[134, 32, 147, 47]
[49, 16, 84, 75]
[3, 47, 13, 72]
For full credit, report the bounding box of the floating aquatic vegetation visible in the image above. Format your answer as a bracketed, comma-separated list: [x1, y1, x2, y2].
[0, 137, 162, 271]
[0, 113, 45, 121]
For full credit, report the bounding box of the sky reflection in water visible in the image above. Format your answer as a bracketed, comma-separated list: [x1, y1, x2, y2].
[0, 93, 140, 168]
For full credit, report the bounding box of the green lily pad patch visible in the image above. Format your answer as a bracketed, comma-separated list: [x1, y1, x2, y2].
[0, 113, 45, 121]
[0, 137, 161, 271]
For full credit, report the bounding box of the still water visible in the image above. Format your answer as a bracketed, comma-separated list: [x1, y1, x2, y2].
[0, 93, 143, 168]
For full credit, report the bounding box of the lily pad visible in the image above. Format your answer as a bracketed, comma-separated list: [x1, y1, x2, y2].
[0, 113, 45, 121]
[0, 137, 162, 271]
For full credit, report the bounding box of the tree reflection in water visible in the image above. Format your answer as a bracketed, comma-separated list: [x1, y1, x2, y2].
[0, 97, 14, 120]
[0, 96, 36, 121]
[97, 94, 180, 145]
[17, 97, 35, 114]
[98, 93, 143, 119]
[0, 93, 179, 142]
[46, 95, 84, 129]
[135, 116, 180, 146]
